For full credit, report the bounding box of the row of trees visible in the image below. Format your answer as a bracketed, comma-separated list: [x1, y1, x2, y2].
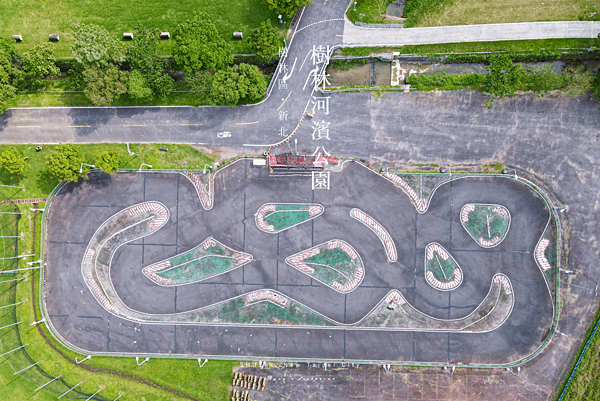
[0, 12, 284, 112]
[0, 145, 119, 182]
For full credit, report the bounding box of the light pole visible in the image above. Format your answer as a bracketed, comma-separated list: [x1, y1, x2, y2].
[502, 168, 518, 179]
[79, 163, 95, 174]
[139, 163, 152, 171]
[126, 143, 137, 156]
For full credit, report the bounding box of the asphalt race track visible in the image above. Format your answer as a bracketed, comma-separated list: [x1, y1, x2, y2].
[44, 160, 553, 364]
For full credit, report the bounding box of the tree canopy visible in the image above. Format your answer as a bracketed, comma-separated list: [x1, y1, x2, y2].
[249, 20, 282, 62]
[126, 25, 173, 99]
[0, 146, 27, 175]
[172, 12, 232, 75]
[46, 144, 84, 182]
[21, 43, 60, 87]
[265, 0, 312, 18]
[0, 45, 16, 114]
[83, 64, 128, 106]
[95, 149, 120, 174]
[209, 63, 266, 106]
[71, 23, 125, 66]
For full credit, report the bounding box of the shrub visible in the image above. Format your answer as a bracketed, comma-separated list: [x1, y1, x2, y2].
[95, 149, 120, 174]
[0, 146, 27, 174]
[46, 144, 84, 182]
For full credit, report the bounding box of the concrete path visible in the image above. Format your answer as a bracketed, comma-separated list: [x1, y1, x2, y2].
[342, 20, 600, 47]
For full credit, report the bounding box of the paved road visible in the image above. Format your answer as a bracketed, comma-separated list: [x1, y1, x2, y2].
[342, 20, 600, 47]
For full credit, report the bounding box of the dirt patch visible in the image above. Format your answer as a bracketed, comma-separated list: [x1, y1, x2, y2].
[234, 364, 547, 400]
[327, 64, 371, 87]
[373, 62, 391, 86]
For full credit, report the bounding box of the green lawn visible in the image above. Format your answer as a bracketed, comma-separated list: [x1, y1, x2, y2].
[0, 0, 288, 57]
[346, 0, 600, 26]
[0, 143, 215, 200]
[10, 91, 208, 108]
[403, 0, 600, 28]
[346, 0, 400, 25]
[558, 306, 600, 401]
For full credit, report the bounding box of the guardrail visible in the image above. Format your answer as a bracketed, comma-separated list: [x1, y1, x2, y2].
[354, 21, 404, 28]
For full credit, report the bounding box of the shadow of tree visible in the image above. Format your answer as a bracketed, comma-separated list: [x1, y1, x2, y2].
[0, 170, 24, 186]
[35, 169, 61, 195]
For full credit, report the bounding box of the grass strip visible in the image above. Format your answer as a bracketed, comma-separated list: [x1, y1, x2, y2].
[556, 304, 600, 400]
[339, 38, 600, 59]
[264, 210, 311, 230]
[10, 91, 208, 108]
[159, 256, 234, 284]
[0, 143, 215, 200]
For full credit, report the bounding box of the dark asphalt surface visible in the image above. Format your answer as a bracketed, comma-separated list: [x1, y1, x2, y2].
[45, 161, 552, 364]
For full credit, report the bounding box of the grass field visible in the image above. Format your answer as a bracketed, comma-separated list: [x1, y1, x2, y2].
[558, 305, 600, 400]
[0, 0, 288, 57]
[0, 143, 216, 199]
[405, 0, 600, 27]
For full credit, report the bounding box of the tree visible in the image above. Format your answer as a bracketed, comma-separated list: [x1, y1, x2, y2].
[172, 12, 232, 75]
[236, 63, 267, 101]
[126, 25, 173, 99]
[265, 0, 312, 18]
[127, 69, 153, 99]
[83, 64, 128, 106]
[0, 146, 26, 174]
[209, 64, 266, 106]
[485, 54, 525, 98]
[71, 23, 125, 66]
[210, 69, 241, 106]
[249, 20, 282, 62]
[0, 38, 16, 59]
[21, 43, 60, 87]
[95, 149, 120, 174]
[46, 144, 84, 182]
[127, 25, 159, 72]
